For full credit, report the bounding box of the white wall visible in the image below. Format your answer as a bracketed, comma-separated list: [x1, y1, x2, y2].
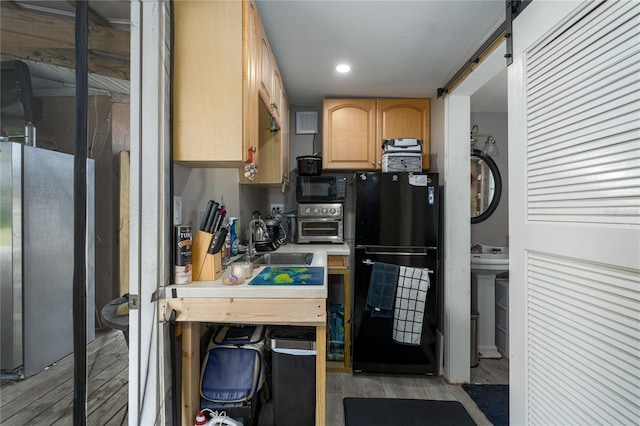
[173, 164, 241, 234]
[470, 112, 509, 247]
[172, 106, 326, 244]
[441, 40, 507, 383]
[442, 95, 472, 383]
[173, 162, 282, 245]
[239, 184, 270, 241]
[223, 105, 326, 229]
[284, 105, 324, 208]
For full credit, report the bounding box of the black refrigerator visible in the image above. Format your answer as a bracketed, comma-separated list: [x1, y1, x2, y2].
[353, 171, 441, 374]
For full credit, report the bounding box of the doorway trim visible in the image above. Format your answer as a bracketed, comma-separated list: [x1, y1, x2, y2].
[441, 40, 506, 383]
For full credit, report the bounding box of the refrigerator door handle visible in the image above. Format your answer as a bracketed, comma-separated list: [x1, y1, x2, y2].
[363, 249, 434, 256]
[362, 258, 434, 273]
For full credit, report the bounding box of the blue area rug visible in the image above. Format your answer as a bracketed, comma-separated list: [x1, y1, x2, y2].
[462, 384, 508, 426]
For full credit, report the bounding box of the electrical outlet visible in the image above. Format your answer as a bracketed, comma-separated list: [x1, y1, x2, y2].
[270, 203, 284, 217]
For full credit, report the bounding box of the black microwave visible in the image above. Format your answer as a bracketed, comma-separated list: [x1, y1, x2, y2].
[296, 175, 347, 203]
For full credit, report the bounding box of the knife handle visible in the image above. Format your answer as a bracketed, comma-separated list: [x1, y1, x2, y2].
[205, 202, 219, 233]
[209, 228, 228, 254]
[199, 200, 214, 231]
[214, 208, 227, 232]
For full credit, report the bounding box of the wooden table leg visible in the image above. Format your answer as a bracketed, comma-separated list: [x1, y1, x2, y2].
[182, 322, 200, 425]
[316, 324, 326, 426]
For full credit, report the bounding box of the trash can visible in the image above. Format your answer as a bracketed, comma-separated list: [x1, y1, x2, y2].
[470, 313, 479, 368]
[269, 326, 316, 426]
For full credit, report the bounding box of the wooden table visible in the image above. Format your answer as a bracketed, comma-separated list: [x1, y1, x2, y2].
[164, 297, 326, 425]
[162, 245, 334, 425]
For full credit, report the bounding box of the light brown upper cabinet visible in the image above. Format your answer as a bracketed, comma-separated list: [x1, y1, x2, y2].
[239, 95, 290, 185]
[243, 0, 260, 167]
[378, 98, 431, 170]
[174, 0, 290, 175]
[323, 99, 377, 170]
[173, 0, 253, 166]
[323, 98, 431, 170]
[237, 7, 289, 186]
[258, 25, 284, 130]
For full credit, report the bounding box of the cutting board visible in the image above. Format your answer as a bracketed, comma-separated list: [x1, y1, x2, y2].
[248, 266, 324, 286]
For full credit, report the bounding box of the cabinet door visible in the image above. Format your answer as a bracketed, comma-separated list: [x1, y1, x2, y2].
[323, 99, 377, 170]
[271, 67, 283, 127]
[173, 0, 243, 164]
[243, 0, 259, 164]
[240, 99, 280, 184]
[280, 94, 290, 186]
[377, 98, 431, 170]
[239, 3, 289, 186]
[258, 25, 273, 108]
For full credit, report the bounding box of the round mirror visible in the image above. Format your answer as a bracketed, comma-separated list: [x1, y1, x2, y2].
[471, 149, 502, 224]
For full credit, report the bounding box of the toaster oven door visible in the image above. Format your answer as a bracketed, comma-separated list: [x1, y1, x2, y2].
[297, 218, 343, 243]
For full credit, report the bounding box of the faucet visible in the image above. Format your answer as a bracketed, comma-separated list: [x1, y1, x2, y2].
[273, 212, 287, 243]
[246, 218, 266, 258]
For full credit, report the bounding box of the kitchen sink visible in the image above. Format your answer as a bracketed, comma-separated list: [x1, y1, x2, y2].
[231, 252, 314, 266]
[253, 252, 314, 265]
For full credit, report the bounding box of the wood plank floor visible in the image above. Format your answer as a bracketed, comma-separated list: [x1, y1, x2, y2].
[0, 329, 129, 426]
[1, 330, 508, 425]
[326, 358, 509, 426]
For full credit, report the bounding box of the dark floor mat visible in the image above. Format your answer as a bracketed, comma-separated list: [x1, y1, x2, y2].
[343, 397, 476, 426]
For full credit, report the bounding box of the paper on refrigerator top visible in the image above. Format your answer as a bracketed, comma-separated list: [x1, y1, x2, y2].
[409, 174, 429, 186]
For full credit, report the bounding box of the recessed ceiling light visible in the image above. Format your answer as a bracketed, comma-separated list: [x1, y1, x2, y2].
[336, 64, 351, 73]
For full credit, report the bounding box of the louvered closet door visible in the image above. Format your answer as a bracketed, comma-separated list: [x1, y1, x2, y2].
[509, 1, 640, 425]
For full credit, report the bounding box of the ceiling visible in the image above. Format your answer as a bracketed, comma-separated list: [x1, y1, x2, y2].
[255, 0, 508, 110]
[0, 0, 508, 112]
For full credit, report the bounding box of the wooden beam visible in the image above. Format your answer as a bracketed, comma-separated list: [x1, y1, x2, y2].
[119, 151, 130, 296]
[67, 0, 114, 28]
[165, 298, 327, 325]
[316, 325, 327, 426]
[1, 30, 73, 49]
[0, 7, 129, 58]
[1, 45, 129, 80]
[181, 323, 201, 426]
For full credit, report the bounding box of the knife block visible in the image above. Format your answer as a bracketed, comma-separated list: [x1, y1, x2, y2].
[192, 230, 222, 281]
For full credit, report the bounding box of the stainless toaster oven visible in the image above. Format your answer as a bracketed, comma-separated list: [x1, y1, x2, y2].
[296, 203, 344, 244]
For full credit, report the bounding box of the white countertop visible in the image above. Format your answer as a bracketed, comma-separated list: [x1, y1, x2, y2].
[274, 242, 350, 256]
[165, 243, 349, 299]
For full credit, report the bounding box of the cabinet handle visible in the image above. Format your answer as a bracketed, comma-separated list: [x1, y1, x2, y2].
[378, 161, 382, 165]
[370, 160, 375, 165]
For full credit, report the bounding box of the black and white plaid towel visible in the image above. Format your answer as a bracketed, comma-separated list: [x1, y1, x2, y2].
[392, 266, 430, 345]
